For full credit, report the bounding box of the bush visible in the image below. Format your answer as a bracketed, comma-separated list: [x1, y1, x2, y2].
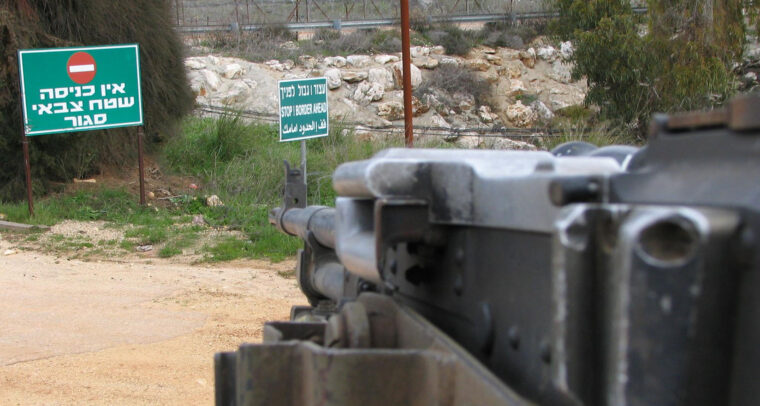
[552, 0, 741, 137]
[0, 1, 193, 201]
[481, 20, 548, 49]
[414, 64, 492, 107]
[435, 25, 478, 56]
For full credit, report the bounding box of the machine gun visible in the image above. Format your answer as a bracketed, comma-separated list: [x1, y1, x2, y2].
[214, 95, 760, 406]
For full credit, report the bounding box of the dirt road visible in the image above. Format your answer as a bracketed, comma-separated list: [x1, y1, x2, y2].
[0, 239, 303, 405]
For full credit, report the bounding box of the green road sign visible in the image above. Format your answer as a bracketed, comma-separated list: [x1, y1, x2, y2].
[279, 78, 328, 142]
[18, 44, 143, 136]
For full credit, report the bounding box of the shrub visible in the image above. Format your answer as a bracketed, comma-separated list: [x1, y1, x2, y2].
[414, 64, 492, 107]
[436, 24, 478, 56]
[552, 0, 742, 137]
[481, 20, 548, 49]
[0, 1, 193, 201]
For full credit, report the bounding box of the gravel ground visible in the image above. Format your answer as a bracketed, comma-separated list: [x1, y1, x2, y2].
[0, 236, 303, 405]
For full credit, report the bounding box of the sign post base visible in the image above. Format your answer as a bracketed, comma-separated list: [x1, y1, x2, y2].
[137, 127, 146, 206]
[22, 136, 34, 217]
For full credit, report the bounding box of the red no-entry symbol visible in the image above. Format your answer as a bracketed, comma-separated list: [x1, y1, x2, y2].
[66, 52, 97, 84]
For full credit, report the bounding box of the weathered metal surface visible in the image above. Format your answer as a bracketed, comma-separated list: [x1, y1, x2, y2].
[218, 95, 760, 406]
[217, 294, 533, 406]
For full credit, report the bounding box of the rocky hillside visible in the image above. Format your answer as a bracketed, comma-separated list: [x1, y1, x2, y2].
[184, 37, 586, 148]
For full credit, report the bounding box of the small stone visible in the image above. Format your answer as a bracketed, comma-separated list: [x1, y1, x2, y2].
[537, 46, 558, 61]
[220, 81, 250, 104]
[341, 70, 369, 83]
[282, 59, 295, 70]
[206, 195, 224, 207]
[184, 58, 205, 70]
[466, 59, 491, 72]
[454, 92, 475, 111]
[192, 215, 208, 226]
[376, 101, 405, 121]
[506, 100, 537, 127]
[519, 48, 536, 69]
[222, 63, 244, 79]
[413, 56, 439, 69]
[200, 69, 221, 91]
[412, 96, 429, 116]
[560, 41, 574, 60]
[439, 56, 461, 67]
[136, 245, 153, 252]
[346, 55, 372, 67]
[508, 79, 527, 96]
[264, 60, 285, 71]
[481, 46, 496, 54]
[3, 249, 17, 256]
[485, 54, 503, 66]
[550, 61, 572, 84]
[352, 81, 385, 103]
[478, 105, 498, 123]
[391, 62, 422, 89]
[368, 67, 395, 91]
[324, 56, 347, 68]
[531, 100, 555, 121]
[374, 55, 400, 64]
[430, 46, 445, 55]
[298, 55, 317, 69]
[410, 46, 430, 58]
[430, 114, 450, 128]
[503, 63, 523, 79]
[325, 68, 342, 90]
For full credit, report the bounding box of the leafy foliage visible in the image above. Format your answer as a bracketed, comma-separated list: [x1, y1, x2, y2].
[0, 1, 193, 201]
[552, 0, 743, 136]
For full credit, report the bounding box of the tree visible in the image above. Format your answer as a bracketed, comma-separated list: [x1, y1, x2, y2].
[552, 0, 746, 137]
[0, 0, 193, 200]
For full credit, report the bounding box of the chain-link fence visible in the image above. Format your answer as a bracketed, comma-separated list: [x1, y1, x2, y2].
[172, 0, 548, 27]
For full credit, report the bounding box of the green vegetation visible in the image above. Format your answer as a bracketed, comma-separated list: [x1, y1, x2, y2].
[202, 18, 548, 63]
[551, 0, 747, 137]
[0, 1, 193, 201]
[162, 113, 450, 260]
[1, 114, 451, 262]
[414, 63, 493, 111]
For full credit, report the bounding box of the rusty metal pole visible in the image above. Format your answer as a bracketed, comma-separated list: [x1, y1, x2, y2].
[400, 0, 413, 147]
[137, 127, 147, 206]
[17, 101, 34, 216]
[21, 135, 34, 216]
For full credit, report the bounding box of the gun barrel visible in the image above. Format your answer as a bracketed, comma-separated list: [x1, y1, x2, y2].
[270, 206, 336, 249]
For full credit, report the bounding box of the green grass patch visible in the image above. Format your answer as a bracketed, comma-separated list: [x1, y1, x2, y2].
[1, 113, 451, 263]
[124, 226, 169, 245]
[202, 236, 256, 262]
[162, 114, 451, 262]
[159, 231, 200, 258]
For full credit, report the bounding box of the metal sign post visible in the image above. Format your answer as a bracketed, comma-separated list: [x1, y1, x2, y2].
[278, 77, 329, 204]
[17, 44, 146, 213]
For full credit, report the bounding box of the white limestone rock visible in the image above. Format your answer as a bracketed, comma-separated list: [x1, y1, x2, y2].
[506, 101, 537, 127]
[391, 62, 422, 89]
[325, 68, 343, 90]
[347, 55, 372, 68]
[353, 81, 385, 103]
[368, 67, 395, 91]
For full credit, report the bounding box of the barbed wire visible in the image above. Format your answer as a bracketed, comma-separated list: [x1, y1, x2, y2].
[172, 0, 530, 27]
[196, 104, 565, 139]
